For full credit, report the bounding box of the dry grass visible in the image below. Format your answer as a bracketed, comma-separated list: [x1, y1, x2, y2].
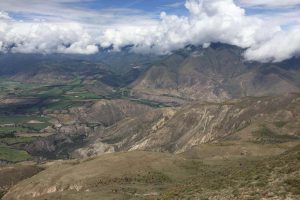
[3, 144, 300, 200]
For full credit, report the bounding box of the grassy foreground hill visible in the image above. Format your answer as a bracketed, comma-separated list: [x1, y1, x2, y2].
[2, 145, 300, 200]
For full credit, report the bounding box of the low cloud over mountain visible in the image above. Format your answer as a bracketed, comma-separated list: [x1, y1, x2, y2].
[0, 0, 300, 62]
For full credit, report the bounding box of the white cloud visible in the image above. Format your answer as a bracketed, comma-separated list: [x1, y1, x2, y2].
[0, 20, 98, 54]
[0, 0, 299, 62]
[237, 0, 300, 8]
[0, 11, 11, 20]
[99, 0, 279, 55]
[162, 2, 185, 8]
[99, 0, 300, 62]
[244, 27, 300, 62]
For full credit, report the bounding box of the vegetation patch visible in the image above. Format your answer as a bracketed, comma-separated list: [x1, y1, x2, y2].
[42, 100, 83, 111]
[0, 115, 50, 132]
[0, 136, 37, 145]
[130, 99, 168, 108]
[0, 115, 48, 125]
[0, 127, 29, 133]
[0, 144, 31, 162]
[284, 179, 300, 195]
[273, 121, 288, 128]
[0, 131, 15, 138]
[159, 145, 300, 200]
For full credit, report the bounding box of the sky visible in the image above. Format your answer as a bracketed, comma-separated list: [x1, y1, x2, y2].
[0, 0, 300, 62]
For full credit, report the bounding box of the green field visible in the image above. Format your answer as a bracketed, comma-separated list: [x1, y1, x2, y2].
[0, 78, 39, 97]
[0, 126, 30, 133]
[0, 77, 169, 112]
[0, 115, 50, 132]
[130, 99, 168, 108]
[0, 114, 48, 162]
[0, 144, 31, 162]
[0, 137, 37, 146]
[0, 115, 48, 124]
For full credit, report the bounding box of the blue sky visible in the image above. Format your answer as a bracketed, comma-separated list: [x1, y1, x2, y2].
[69, 0, 300, 18]
[1, 0, 300, 27]
[71, 0, 184, 11]
[1, 0, 189, 23]
[58, 0, 190, 21]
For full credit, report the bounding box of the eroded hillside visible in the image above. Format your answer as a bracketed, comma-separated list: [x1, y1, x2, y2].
[76, 93, 300, 157]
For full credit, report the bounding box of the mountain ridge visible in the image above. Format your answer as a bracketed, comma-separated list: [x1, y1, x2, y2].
[131, 44, 300, 104]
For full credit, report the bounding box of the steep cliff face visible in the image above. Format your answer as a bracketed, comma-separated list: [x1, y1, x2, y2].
[77, 94, 300, 155]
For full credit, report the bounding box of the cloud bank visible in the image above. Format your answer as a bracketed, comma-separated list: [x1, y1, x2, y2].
[244, 27, 300, 62]
[0, 0, 300, 62]
[0, 20, 98, 54]
[100, 0, 278, 54]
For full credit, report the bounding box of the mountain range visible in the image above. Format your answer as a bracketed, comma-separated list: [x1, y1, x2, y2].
[0, 43, 299, 200]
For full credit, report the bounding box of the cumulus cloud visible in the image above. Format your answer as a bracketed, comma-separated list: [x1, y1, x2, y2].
[0, 11, 11, 20]
[0, 21, 98, 54]
[99, 0, 300, 62]
[244, 27, 300, 62]
[99, 0, 279, 55]
[0, 0, 299, 62]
